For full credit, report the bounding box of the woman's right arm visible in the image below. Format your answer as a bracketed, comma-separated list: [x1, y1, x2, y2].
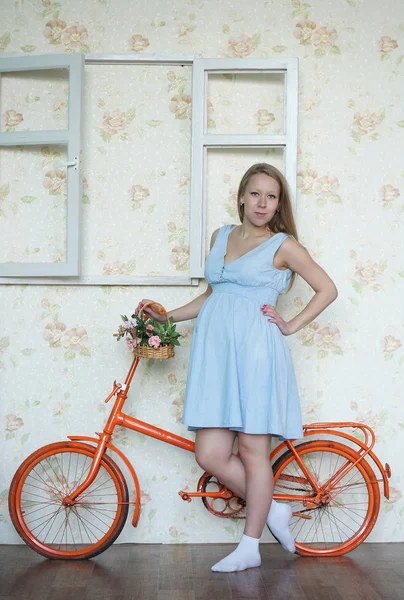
[135, 227, 220, 323]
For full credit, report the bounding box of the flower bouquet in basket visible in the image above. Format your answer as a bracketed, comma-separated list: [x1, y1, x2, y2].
[114, 301, 181, 360]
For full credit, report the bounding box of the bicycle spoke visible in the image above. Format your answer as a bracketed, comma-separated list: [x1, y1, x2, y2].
[53, 454, 70, 496]
[79, 504, 116, 529]
[325, 505, 344, 544]
[71, 506, 109, 537]
[12, 445, 128, 557]
[71, 506, 95, 543]
[36, 505, 65, 541]
[66, 514, 78, 552]
[21, 501, 60, 517]
[273, 443, 376, 553]
[78, 478, 116, 500]
[31, 466, 63, 500]
[71, 506, 101, 543]
[44, 457, 68, 496]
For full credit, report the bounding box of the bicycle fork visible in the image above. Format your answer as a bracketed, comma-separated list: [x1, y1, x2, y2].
[63, 380, 129, 506]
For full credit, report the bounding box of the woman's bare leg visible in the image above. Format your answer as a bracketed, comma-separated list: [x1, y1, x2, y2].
[194, 428, 238, 481]
[195, 428, 296, 557]
[237, 432, 273, 538]
[194, 428, 258, 571]
[195, 429, 265, 505]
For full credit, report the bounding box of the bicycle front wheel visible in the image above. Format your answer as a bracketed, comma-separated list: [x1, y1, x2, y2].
[9, 441, 129, 560]
[272, 440, 380, 556]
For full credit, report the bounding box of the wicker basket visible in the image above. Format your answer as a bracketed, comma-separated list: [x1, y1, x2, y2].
[133, 301, 175, 360]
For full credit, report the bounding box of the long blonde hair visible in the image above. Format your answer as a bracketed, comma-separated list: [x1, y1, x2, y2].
[237, 162, 300, 292]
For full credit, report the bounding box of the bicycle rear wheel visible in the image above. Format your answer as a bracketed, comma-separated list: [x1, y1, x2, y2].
[272, 440, 380, 556]
[9, 441, 129, 559]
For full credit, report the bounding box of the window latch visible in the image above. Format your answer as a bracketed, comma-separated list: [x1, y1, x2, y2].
[56, 157, 78, 171]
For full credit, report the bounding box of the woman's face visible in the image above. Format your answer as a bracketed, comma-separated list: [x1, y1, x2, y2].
[241, 173, 281, 227]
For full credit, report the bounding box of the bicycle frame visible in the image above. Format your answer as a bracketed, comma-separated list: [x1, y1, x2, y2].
[64, 355, 391, 528]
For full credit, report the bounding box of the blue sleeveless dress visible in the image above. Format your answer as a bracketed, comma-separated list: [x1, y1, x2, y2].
[182, 224, 303, 440]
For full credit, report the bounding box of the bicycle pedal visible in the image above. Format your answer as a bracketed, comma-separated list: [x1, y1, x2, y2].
[178, 491, 192, 503]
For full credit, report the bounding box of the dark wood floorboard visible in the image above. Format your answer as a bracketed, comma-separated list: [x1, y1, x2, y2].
[0, 543, 403, 600]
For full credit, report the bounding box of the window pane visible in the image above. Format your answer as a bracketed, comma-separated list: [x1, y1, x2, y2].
[206, 147, 284, 244]
[207, 72, 285, 135]
[0, 145, 67, 263]
[0, 69, 69, 132]
[81, 64, 192, 277]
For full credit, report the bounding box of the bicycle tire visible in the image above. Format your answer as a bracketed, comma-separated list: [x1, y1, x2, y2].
[9, 441, 129, 560]
[272, 440, 380, 556]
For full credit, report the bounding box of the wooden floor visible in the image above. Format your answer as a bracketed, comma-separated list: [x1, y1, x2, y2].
[0, 543, 403, 600]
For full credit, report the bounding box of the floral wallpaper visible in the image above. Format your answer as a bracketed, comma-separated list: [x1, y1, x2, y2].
[1, 0, 404, 546]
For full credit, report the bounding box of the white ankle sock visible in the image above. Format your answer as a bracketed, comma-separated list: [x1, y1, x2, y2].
[266, 500, 296, 553]
[211, 533, 261, 572]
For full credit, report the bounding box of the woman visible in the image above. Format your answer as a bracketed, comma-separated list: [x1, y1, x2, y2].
[135, 162, 338, 572]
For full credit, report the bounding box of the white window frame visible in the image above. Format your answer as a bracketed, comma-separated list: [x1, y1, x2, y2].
[190, 57, 298, 278]
[0, 54, 298, 286]
[0, 53, 84, 277]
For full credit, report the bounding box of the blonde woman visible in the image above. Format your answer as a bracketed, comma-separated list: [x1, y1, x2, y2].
[135, 163, 338, 572]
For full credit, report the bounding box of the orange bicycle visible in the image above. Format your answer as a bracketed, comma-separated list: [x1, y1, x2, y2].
[8, 305, 391, 560]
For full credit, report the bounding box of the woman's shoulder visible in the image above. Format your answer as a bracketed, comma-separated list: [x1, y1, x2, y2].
[209, 225, 226, 250]
[214, 223, 232, 237]
[280, 231, 304, 247]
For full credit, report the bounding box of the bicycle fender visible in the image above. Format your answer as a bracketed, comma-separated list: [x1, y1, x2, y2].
[269, 431, 390, 500]
[67, 436, 141, 527]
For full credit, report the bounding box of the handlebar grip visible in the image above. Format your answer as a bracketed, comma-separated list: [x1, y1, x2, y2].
[137, 301, 169, 323]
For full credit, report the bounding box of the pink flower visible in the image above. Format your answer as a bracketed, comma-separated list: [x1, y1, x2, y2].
[61, 25, 89, 51]
[43, 169, 67, 196]
[4, 109, 24, 129]
[313, 325, 341, 351]
[130, 184, 150, 208]
[53, 403, 65, 417]
[43, 321, 67, 347]
[353, 111, 381, 135]
[62, 327, 88, 352]
[379, 184, 400, 207]
[131, 34, 150, 52]
[102, 109, 128, 135]
[294, 20, 317, 46]
[126, 337, 141, 350]
[6, 414, 24, 432]
[43, 19, 67, 45]
[379, 36, 398, 54]
[146, 324, 154, 331]
[227, 34, 255, 58]
[169, 93, 192, 120]
[170, 244, 190, 270]
[382, 335, 401, 354]
[297, 169, 318, 193]
[312, 175, 340, 197]
[148, 335, 161, 348]
[103, 261, 131, 275]
[354, 261, 383, 285]
[385, 487, 402, 504]
[256, 109, 275, 127]
[140, 491, 152, 506]
[179, 175, 190, 188]
[179, 25, 191, 38]
[312, 26, 338, 51]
